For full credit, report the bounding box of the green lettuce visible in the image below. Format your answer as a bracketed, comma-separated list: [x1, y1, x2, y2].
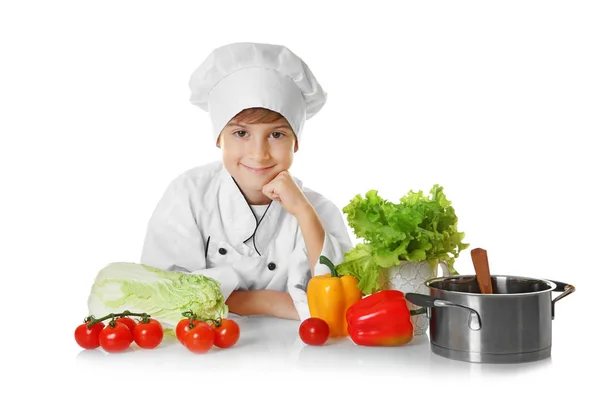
[87, 262, 227, 327]
[336, 185, 469, 294]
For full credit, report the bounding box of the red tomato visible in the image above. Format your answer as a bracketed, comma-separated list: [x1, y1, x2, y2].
[184, 323, 215, 354]
[176, 318, 206, 345]
[299, 317, 329, 346]
[212, 319, 240, 349]
[74, 320, 105, 349]
[99, 322, 132, 352]
[116, 317, 136, 332]
[133, 319, 164, 349]
[116, 317, 136, 343]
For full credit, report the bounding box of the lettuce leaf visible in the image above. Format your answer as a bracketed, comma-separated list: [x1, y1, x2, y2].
[335, 243, 382, 294]
[337, 185, 468, 294]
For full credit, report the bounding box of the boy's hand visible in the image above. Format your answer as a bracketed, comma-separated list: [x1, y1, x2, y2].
[262, 171, 310, 216]
[263, 170, 325, 274]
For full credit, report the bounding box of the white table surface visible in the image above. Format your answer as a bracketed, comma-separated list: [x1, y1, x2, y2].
[71, 314, 569, 376]
[6, 296, 597, 420]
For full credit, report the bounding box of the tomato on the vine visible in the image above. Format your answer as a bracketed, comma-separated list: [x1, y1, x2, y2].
[116, 317, 136, 343]
[299, 317, 329, 346]
[212, 319, 240, 349]
[116, 317, 136, 331]
[74, 320, 105, 349]
[184, 323, 215, 354]
[176, 318, 206, 345]
[99, 322, 132, 353]
[133, 319, 164, 349]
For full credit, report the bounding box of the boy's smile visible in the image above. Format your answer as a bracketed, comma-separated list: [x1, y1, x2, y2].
[240, 163, 277, 174]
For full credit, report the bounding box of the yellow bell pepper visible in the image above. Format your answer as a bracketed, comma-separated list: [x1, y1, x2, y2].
[307, 255, 363, 337]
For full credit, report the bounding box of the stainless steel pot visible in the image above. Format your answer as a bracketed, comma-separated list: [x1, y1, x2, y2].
[405, 275, 575, 364]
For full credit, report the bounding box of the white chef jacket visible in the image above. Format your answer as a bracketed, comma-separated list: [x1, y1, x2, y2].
[140, 160, 353, 321]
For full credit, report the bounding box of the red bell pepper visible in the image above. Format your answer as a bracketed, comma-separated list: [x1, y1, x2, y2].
[346, 290, 416, 346]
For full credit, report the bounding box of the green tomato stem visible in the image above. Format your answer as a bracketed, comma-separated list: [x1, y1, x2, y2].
[86, 311, 150, 328]
[180, 311, 222, 327]
[200, 318, 222, 328]
[181, 310, 200, 320]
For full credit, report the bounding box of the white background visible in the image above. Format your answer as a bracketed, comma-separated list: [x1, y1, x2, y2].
[1, 1, 598, 419]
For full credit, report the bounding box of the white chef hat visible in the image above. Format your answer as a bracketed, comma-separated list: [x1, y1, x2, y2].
[189, 42, 327, 144]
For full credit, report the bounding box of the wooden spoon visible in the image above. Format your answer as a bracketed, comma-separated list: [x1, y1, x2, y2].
[471, 248, 494, 294]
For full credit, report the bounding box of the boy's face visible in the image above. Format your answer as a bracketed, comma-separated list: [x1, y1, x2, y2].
[218, 117, 298, 202]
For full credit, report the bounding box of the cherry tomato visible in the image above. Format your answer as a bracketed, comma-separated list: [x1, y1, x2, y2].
[116, 317, 137, 332]
[116, 317, 136, 343]
[99, 322, 132, 353]
[212, 319, 240, 349]
[74, 320, 105, 349]
[176, 318, 206, 345]
[184, 323, 215, 354]
[133, 319, 164, 349]
[299, 317, 329, 346]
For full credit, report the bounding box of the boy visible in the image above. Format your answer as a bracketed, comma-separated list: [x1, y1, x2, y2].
[140, 42, 353, 321]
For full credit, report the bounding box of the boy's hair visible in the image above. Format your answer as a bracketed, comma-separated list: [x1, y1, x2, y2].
[231, 107, 291, 128]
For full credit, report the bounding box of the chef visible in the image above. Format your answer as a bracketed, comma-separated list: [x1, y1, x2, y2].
[140, 42, 353, 321]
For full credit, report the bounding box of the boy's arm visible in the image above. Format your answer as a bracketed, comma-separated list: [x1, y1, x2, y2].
[225, 200, 351, 322]
[295, 202, 325, 277]
[286, 198, 355, 321]
[226, 290, 299, 320]
[224, 202, 325, 321]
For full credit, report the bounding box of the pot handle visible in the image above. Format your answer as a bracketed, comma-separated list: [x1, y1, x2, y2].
[405, 293, 482, 331]
[550, 281, 575, 319]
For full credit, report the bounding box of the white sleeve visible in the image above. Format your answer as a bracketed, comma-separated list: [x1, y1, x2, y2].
[140, 176, 241, 301]
[286, 199, 354, 321]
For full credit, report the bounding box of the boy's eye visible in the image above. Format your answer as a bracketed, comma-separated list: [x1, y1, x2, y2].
[233, 130, 286, 139]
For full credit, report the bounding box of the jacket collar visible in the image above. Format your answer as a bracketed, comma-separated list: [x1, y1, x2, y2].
[217, 163, 303, 256]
